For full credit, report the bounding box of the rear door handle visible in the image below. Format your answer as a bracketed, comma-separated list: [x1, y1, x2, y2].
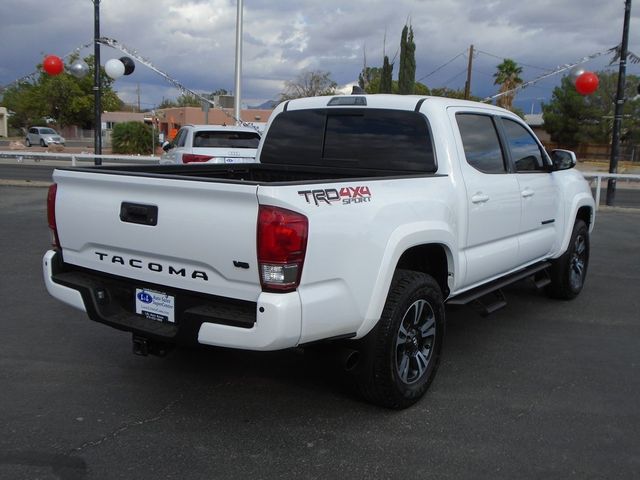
[521, 189, 535, 198]
[471, 193, 490, 204]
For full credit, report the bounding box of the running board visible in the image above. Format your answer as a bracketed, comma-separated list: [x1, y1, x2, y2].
[447, 262, 552, 309]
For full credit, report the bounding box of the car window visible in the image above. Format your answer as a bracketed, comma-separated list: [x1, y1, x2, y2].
[29, 128, 37, 134]
[193, 131, 260, 148]
[261, 108, 436, 172]
[41, 128, 57, 134]
[456, 113, 506, 174]
[501, 118, 546, 172]
[174, 128, 188, 147]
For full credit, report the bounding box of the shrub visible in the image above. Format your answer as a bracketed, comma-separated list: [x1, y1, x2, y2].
[112, 121, 154, 155]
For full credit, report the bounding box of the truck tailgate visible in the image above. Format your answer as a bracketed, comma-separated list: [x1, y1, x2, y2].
[53, 169, 261, 301]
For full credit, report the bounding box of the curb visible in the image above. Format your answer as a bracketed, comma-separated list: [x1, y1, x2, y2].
[0, 179, 52, 188]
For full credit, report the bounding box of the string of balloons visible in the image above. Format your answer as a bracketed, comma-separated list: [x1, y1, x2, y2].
[29, 38, 253, 129]
[483, 47, 616, 102]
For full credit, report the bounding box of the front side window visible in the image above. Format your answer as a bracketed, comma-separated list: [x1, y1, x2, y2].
[456, 113, 506, 174]
[502, 118, 546, 172]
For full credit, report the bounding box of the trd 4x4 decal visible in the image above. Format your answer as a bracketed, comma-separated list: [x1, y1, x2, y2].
[298, 186, 372, 206]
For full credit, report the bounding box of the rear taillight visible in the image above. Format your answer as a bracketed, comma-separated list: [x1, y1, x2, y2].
[182, 154, 214, 163]
[257, 205, 308, 293]
[47, 183, 60, 248]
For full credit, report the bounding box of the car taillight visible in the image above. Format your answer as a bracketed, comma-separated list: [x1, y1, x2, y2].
[182, 154, 214, 163]
[257, 205, 308, 293]
[47, 183, 60, 248]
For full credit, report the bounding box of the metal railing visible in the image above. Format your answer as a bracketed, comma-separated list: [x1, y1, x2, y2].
[581, 171, 640, 210]
[0, 150, 160, 166]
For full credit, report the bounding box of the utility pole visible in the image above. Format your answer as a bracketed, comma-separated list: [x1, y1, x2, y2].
[464, 44, 474, 100]
[607, 0, 632, 206]
[233, 0, 243, 125]
[93, 0, 102, 163]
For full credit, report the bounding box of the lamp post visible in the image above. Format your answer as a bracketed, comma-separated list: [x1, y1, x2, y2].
[607, 0, 632, 206]
[93, 0, 102, 163]
[233, 0, 243, 125]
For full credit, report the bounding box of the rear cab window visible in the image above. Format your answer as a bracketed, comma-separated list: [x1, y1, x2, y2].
[193, 131, 260, 149]
[261, 108, 436, 173]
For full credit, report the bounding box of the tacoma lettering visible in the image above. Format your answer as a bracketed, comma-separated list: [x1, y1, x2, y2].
[94, 251, 208, 281]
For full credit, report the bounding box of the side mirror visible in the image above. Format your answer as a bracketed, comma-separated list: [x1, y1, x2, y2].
[162, 141, 174, 152]
[550, 149, 577, 171]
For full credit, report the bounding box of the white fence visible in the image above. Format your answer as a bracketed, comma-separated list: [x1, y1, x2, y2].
[0, 150, 159, 166]
[582, 172, 640, 210]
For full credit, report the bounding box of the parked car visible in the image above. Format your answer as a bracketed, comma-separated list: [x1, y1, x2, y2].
[25, 127, 65, 147]
[161, 124, 261, 164]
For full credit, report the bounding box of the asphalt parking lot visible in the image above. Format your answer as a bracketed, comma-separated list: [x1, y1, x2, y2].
[1, 185, 639, 479]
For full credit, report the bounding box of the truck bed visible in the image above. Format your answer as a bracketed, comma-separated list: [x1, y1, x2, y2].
[61, 163, 435, 185]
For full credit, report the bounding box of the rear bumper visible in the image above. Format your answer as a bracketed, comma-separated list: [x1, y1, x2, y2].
[43, 250, 302, 351]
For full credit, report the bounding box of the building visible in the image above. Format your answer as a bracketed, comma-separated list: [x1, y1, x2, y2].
[154, 107, 273, 139]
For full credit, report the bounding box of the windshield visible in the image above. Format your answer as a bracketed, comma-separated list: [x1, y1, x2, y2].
[193, 131, 260, 149]
[40, 128, 57, 135]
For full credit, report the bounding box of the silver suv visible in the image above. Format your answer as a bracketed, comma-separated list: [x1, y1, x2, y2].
[25, 127, 65, 147]
[161, 125, 261, 164]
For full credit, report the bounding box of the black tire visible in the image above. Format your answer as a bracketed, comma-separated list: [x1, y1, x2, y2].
[40, 139, 46, 147]
[25, 138, 31, 147]
[356, 270, 445, 409]
[546, 219, 589, 300]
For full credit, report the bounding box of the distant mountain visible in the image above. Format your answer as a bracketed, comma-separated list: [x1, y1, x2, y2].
[249, 99, 279, 110]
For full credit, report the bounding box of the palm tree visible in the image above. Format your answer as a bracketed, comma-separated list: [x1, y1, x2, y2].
[493, 59, 523, 110]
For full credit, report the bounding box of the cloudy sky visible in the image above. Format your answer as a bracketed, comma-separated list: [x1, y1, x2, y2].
[1, 0, 639, 113]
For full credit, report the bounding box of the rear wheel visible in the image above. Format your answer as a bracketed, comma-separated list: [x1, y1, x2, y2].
[357, 270, 445, 409]
[546, 219, 589, 300]
[25, 138, 31, 147]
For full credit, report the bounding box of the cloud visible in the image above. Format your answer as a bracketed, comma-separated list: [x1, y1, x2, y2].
[1, 0, 639, 111]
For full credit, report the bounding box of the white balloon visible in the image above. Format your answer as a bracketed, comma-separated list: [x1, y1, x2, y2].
[570, 66, 586, 85]
[105, 59, 125, 79]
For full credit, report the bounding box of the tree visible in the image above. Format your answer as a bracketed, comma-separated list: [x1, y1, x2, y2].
[112, 121, 154, 154]
[280, 70, 337, 101]
[0, 55, 122, 129]
[359, 66, 382, 93]
[493, 58, 523, 110]
[398, 25, 416, 95]
[379, 56, 394, 94]
[542, 71, 640, 147]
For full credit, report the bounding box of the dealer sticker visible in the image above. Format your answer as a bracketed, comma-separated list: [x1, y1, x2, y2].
[135, 289, 175, 323]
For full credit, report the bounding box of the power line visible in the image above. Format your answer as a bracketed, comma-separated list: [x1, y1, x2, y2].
[416, 51, 466, 82]
[483, 46, 617, 102]
[476, 49, 550, 71]
[442, 68, 469, 87]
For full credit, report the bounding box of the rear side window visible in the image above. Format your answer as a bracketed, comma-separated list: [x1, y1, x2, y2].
[261, 108, 436, 172]
[193, 131, 260, 149]
[456, 113, 506, 174]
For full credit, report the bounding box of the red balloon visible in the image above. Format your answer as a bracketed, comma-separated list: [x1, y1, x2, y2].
[575, 71, 599, 95]
[43, 55, 64, 76]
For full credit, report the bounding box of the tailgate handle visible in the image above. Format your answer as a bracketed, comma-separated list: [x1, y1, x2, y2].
[120, 202, 158, 226]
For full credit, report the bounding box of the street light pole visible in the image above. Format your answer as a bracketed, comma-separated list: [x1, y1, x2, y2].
[233, 0, 243, 125]
[607, 0, 632, 206]
[93, 0, 102, 164]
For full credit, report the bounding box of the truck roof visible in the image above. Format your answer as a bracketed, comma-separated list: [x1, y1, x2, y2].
[281, 94, 513, 115]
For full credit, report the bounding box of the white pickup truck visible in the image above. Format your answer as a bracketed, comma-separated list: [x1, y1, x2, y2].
[43, 94, 595, 409]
